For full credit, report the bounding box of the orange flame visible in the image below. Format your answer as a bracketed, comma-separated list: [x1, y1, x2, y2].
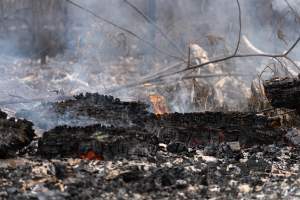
[80, 150, 103, 160]
[149, 94, 169, 115]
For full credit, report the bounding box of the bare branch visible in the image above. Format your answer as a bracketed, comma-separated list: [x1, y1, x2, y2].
[123, 0, 186, 59]
[284, 55, 300, 71]
[283, 36, 300, 56]
[66, 0, 186, 62]
[284, 0, 300, 21]
[106, 0, 300, 93]
[233, 0, 242, 56]
[182, 73, 254, 80]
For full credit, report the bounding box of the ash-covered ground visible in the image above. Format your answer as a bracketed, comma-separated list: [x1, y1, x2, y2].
[0, 92, 299, 199]
[1, 144, 300, 200]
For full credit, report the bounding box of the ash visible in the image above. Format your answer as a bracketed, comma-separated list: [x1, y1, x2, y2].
[1, 145, 300, 199]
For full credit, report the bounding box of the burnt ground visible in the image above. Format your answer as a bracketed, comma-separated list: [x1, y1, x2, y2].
[2, 93, 300, 199]
[1, 144, 300, 199]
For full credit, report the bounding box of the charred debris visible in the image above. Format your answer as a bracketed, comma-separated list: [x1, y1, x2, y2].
[264, 75, 300, 113]
[1, 91, 298, 160]
[2, 91, 300, 199]
[0, 110, 35, 158]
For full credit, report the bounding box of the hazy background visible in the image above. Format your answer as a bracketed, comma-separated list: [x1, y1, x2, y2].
[0, 0, 299, 115]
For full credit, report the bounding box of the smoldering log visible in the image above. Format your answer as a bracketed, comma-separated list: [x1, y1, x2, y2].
[264, 76, 300, 113]
[38, 111, 284, 159]
[55, 93, 150, 123]
[36, 93, 285, 159]
[0, 110, 35, 158]
[38, 124, 159, 159]
[53, 94, 284, 146]
[143, 112, 284, 146]
[17, 93, 150, 129]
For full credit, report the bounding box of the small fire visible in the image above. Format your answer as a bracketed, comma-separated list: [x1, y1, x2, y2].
[149, 94, 169, 115]
[80, 150, 103, 160]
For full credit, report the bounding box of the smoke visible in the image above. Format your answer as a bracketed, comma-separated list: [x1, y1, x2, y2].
[0, 0, 300, 118]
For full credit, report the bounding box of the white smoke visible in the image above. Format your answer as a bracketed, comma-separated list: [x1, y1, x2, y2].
[0, 0, 299, 115]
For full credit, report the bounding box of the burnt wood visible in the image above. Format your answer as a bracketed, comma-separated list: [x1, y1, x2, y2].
[38, 125, 159, 159]
[0, 110, 35, 158]
[264, 77, 300, 112]
[142, 112, 284, 146]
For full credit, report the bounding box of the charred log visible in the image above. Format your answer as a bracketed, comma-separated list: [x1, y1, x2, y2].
[0, 110, 35, 158]
[264, 76, 300, 112]
[20, 93, 285, 159]
[17, 93, 150, 130]
[142, 112, 284, 147]
[38, 111, 284, 159]
[55, 93, 150, 123]
[38, 124, 159, 159]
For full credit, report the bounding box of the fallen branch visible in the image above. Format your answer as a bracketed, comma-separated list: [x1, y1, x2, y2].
[182, 73, 255, 80]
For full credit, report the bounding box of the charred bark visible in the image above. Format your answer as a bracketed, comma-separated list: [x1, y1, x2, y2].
[0, 110, 35, 158]
[18, 93, 285, 159]
[17, 93, 150, 129]
[142, 112, 284, 147]
[55, 93, 150, 125]
[38, 124, 158, 159]
[38, 111, 283, 159]
[37, 93, 285, 159]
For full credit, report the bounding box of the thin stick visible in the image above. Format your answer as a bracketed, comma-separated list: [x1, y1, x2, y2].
[233, 0, 242, 56]
[142, 35, 300, 83]
[187, 46, 191, 68]
[284, 0, 300, 21]
[182, 73, 254, 80]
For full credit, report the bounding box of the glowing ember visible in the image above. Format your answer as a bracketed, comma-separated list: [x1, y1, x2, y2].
[80, 150, 103, 161]
[149, 94, 169, 115]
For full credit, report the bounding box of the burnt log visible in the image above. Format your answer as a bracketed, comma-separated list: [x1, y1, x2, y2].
[21, 93, 285, 159]
[17, 93, 150, 130]
[38, 124, 158, 159]
[38, 111, 284, 159]
[142, 112, 284, 147]
[55, 93, 150, 125]
[0, 110, 35, 158]
[264, 77, 300, 112]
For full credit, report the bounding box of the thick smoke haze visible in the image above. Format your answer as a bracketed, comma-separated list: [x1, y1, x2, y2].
[0, 0, 299, 117]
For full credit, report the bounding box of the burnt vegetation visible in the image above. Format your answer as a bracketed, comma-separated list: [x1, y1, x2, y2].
[1, 0, 300, 199]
